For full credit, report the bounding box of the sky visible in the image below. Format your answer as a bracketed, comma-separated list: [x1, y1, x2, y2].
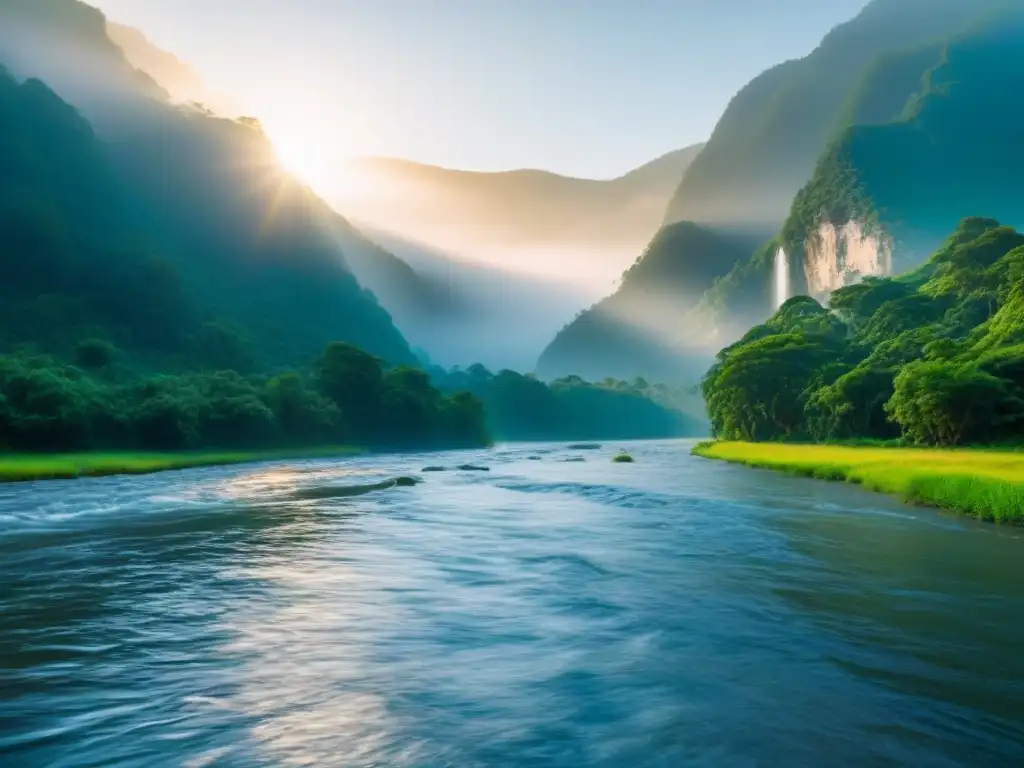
[90, 0, 869, 179]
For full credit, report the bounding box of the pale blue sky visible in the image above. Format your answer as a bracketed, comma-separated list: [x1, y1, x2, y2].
[91, 0, 868, 178]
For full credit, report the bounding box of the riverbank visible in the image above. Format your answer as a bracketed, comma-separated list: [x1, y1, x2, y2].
[693, 441, 1024, 524]
[0, 446, 364, 483]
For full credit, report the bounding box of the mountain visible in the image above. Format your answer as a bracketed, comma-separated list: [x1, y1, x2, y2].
[0, 0, 168, 107]
[662, 0, 999, 230]
[352, 230, 590, 372]
[105, 20, 239, 115]
[333, 145, 704, 288]
[0, 0, 416, 370]
[537, 0, 1012, 382]
[780, 4, 1024, 300]
[703, 217, 1024, 447]
[536, 223, 746, 380]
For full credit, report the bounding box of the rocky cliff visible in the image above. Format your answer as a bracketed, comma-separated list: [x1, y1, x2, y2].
[803, 220, 893, 300]
[537, 0, 1004, 382]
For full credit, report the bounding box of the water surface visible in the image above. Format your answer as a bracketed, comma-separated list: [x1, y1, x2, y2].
[2, 440, 1022, 766]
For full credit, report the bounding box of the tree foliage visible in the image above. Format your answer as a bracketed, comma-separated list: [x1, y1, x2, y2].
[0, 343, 489, 453]
[703, 219, 1024, 446]
[435, 366, 705, 442]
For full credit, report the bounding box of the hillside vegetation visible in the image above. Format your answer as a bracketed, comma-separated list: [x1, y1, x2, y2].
[540, 0, 1015, 381]
[781, 5, 1024, 275]
[437, 366, 705, 441]
[663, 0, 999, 228]
[0, 0, 418, 371]
[703, 219, 1024, 447]
[0, 0, 495, 453]
[697, 1, 1024, 336]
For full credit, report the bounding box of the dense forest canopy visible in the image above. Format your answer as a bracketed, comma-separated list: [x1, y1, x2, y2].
[436, 366, 705, 442]
[0, 343, 489, 452]
[703, 219, 1024, 446]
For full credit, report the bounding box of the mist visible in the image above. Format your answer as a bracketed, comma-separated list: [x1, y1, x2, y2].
[349, 227, 592, 372]
[329, 147, 703, 291]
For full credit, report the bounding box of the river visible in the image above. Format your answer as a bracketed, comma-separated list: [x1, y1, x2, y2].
[1, 440, 1023, 766]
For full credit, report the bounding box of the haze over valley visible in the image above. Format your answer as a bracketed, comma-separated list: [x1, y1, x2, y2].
[5, 0, 1023, 387]
[52, 0, 894, 381]
[8, 4, 1024, 766]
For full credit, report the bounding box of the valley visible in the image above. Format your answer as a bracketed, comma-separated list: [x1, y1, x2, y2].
[4, 1, 1024, 765]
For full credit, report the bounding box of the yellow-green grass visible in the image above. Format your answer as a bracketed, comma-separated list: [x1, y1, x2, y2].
[693, 441, 1024, 524]
[0, 446, 363, 483]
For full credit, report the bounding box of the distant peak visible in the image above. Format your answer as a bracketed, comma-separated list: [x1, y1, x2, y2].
[347, 143, 706, 184]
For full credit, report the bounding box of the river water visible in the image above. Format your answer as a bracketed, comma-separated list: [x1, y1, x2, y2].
[1, 440, 1023, 767]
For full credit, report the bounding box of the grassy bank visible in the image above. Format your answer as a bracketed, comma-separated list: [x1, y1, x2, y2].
[0, 446, 364, 483]
[693, 441, 1024, 524]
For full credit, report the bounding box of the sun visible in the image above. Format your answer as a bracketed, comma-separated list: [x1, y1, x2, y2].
[270, 132, 323, 187]
[262, 120, 382, 206]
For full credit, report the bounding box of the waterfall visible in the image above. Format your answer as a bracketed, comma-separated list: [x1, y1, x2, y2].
[774, 247, 790, 310]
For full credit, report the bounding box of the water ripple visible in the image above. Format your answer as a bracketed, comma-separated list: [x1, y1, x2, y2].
[1, 440, 1023, 766]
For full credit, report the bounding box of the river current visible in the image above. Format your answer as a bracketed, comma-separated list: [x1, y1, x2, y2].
[1, 440, 1023, 767]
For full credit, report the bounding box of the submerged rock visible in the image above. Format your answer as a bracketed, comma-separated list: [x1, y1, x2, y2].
[563, 457, 586, 463]
[527, 456, 543, 461]
[457, 464, 490, 472]
[421, 466, 448, 472]
[290, 475, 420, 499]
[567, 443, 602, 450]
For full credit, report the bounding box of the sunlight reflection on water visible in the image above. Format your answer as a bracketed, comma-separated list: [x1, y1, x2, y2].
[1, 441, 1023, 766]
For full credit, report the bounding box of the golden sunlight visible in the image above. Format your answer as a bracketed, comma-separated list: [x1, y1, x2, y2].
[264, 125, 378, 205]
[269, 130, 323, 187]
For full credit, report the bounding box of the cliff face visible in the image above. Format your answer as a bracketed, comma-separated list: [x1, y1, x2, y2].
[536, 0, 1004, 383]
[783, 4, 1024, 308]
[803, 220, 892, 300]
[661, 0, 997, 228]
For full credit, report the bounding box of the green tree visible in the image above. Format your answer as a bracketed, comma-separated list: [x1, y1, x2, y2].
[704, 331, 843, 441]
[263, 372, 340, 443]
[886, 361, 1021, 446]
[806, 366, 896, 440]
[313, 342, 384, 437]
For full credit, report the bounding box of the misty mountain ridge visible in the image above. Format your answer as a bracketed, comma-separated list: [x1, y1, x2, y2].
[320, 145, 706, 371]
[334, 144, 704, 288]
[351, 227, 591, 373]
[1, 0, 649, 376]
[105, 20, 241, 116]
[10, 0, 1020, 391]
[0, 0, 416, 368]
[537, 0, 1021, 383]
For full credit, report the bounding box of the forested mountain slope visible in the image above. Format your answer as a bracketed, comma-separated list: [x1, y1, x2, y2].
[704, 218, 1024, 446]
[538, 0, 1015, 382]
[0, 0, 416, 370]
